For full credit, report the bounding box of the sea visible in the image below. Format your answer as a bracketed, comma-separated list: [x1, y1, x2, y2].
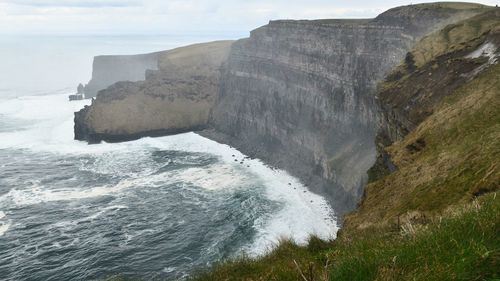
[0, 34, 338, 280]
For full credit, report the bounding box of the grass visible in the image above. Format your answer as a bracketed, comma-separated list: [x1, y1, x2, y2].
[329, 195, 499, 281]
[412, 10, 500, 67]
[348, 62, 500, 230]
[192, 194, 500, 281]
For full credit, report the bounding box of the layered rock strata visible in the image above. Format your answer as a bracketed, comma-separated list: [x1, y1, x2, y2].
[206, 4, 486, 213]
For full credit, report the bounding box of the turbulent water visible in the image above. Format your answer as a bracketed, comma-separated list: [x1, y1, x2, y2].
[0, 92, 338, 280]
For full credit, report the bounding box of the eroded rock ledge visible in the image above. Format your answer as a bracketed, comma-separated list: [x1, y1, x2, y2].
[74, 41, 233, 143]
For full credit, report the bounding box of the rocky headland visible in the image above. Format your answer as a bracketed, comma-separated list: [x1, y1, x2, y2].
[75, 41, 233, 143]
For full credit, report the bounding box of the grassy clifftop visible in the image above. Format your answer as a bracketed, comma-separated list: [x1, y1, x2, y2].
[411, 10, 500, 66]
[192, 10, 500, 281]
[194, 195, 498, 281]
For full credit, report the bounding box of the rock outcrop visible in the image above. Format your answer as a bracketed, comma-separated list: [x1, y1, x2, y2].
[83, 52, 163, 98]
[206, 3, 487, 213]
[75, 41, 233, 143]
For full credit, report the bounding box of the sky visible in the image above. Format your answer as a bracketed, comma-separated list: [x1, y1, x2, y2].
[0, 0, 498, 35]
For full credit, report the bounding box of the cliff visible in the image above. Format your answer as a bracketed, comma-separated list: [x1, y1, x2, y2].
[83, 52, 163, 98]
[74, 41, 233, 143]
[205, 3, 487, 213]
[74, 3, 487, 214]
[195, 9, 500, 280]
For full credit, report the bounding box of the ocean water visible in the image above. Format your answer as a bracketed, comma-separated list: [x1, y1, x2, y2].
[0, 34, 338, 280]
[0, 92, 338, 280]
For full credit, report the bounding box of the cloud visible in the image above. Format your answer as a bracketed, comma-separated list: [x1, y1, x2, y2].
[0, 0, 497, 35]
[0, 0, 141, 8]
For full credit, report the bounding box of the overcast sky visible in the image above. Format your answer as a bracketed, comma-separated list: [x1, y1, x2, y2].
[0, 0, 497, 35]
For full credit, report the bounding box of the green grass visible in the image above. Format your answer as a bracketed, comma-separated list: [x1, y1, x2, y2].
[192, 194, 500, 281]
[412, 10, 500, 67]
[393, 63, 500, 215]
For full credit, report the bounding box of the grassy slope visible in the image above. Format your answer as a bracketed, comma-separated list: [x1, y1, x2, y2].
[412, 10, 500, 67]
[193, 195, 499, 281]
[193, 11, 500, 281]
[345, 63, 500, 231]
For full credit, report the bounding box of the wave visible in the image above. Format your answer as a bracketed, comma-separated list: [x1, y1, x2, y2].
[0, 220, 11, 237]
[0, 93, 338, 256]
[0, 211, 10, 237]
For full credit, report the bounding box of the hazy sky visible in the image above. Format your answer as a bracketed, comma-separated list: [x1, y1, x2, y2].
[0, 0, 498, 35]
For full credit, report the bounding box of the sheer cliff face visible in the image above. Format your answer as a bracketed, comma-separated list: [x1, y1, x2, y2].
[208, 6, 484, 212]
[84, 53, 162, 98]
[74, 41, 233, 143]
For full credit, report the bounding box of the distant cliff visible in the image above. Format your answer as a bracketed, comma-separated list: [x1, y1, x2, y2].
[75, 41, 233, 143]
[84, 52, 163, 98]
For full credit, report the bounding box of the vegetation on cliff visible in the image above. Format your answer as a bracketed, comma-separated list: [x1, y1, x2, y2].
[193, 195, 498, 281]
[411, 9, 500, 67]
[191, 10, 500, 281]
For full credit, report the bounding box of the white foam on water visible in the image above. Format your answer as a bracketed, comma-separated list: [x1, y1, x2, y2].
[0, 220, 11, 237]
[0, 211, 12, 237]
[0, 210, 11, 237]
[163, 267, 176, 273]
[0, 93, 139, 155]
[0, 93, 339, 255]
[141, 134, 339, 255]
[176, 164, 248, 191]
[86, 205, 129, 220]
[0, 165, 239, 207]
[1, 180, 136, 206]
